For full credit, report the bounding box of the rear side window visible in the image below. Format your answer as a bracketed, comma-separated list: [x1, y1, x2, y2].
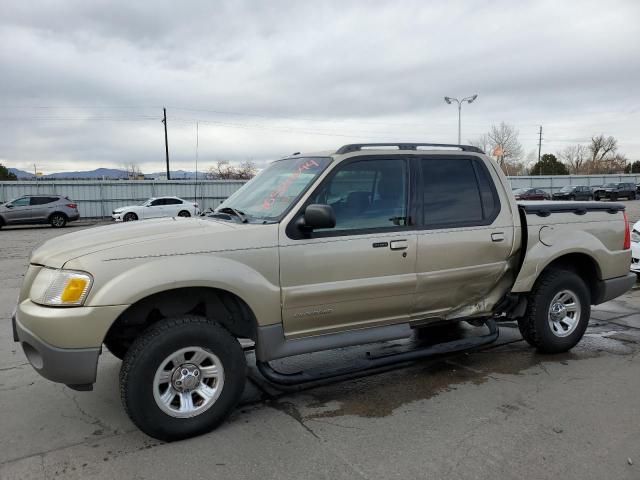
[30, 196, 59, 205]
[421, 158, 500, 228]
[165, 198, 183, 205]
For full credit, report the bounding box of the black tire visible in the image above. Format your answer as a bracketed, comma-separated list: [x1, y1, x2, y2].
[611, 193, 618, 201]
[568, 195, 575, 201]
[120, 316, 246, 441]
[123, 212, 138, 222]
[631, 193, 637, 200]
[177, 210, 191, 217]
[50, 213, 67, 228]
[518, 268, 590, 354]
[588, 195, 593, 201]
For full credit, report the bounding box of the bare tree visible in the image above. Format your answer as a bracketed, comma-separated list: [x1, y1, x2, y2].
[209, 160, 235, 180]
[236, 160, 257, 180]
[487, 122, 523, 173]
[208, 160, 257, 180]
[122, 163, 142, 180]
[468, 134, 491, 153]
[559, 144, 588, 174]
[586, 135, 622, 173]
[589, 135, 618, 162]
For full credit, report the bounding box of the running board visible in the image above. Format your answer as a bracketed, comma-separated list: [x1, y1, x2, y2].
[256, 320, 498, 386]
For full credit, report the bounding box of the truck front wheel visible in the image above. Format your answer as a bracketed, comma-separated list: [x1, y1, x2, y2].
[120, 316, 246, 441]
[518, 269, 590, 353]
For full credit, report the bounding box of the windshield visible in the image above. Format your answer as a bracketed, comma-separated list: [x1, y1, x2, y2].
[513, 188, 527, 194]
[604, 183, 617, 188]
[560, 186, 574, 192]
[216, 156, 331, 222]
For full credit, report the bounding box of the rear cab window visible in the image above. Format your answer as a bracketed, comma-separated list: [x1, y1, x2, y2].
[419, 157, 500, 229]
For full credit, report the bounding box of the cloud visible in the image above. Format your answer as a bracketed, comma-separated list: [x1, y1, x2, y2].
[0, 0, 639, 173]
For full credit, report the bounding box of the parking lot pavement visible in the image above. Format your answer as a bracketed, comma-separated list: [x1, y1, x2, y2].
[1, 221, 640, 480]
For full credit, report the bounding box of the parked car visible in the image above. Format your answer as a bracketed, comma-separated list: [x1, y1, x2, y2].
[13, 142, 634, 441]
[551, 185, 593, 201]
[0, 195, 79, 229]
[512, 188, 551, 200]
[593, 183, 637, 201]
[112, 196, 200, 222]
[631, 220, 640, 276]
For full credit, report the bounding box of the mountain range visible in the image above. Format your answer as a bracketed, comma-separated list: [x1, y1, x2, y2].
[8, 167, 199, 180]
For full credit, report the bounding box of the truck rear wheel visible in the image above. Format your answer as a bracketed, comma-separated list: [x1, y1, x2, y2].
[518, 268, 590, 353]
[120, 316, 246, 441]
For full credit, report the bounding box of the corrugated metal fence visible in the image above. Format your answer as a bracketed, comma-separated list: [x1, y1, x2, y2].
[2, 174, 640, 219]
[507, 175, 640, 193]
[0, 180, 247, 218]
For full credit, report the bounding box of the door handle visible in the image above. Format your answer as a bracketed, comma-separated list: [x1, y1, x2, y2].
[390, 240, 408, 250]
[491, 232, 505, 242]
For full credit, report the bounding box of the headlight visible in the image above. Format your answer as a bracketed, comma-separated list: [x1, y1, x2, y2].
[632, 230, 640, 244]
[30, 268, 93, 306]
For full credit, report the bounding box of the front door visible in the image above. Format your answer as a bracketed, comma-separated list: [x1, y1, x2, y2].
[279, 157, 417, 338]
[4, 196, 32, 223]
[144, 198, 167, 219]
[413, 156, 515, 320]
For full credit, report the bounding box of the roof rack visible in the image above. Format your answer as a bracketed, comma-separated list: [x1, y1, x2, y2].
[335, 143, 484, 155]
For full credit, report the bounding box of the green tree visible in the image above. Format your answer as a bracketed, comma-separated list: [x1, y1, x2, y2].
[625, 160, 640, 174]
[529, 154, 569, 175]
[0, 163, 17, 180]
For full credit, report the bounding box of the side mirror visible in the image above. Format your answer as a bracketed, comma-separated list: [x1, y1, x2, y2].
[6, 204, 13, 209]
[302, 204, 336, 230]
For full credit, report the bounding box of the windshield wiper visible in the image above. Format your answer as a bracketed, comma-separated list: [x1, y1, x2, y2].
[216, 207, 249, 223]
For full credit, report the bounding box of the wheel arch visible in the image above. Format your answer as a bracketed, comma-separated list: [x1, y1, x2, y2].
[104, 286, 259, 354]
[537, 253, 601, 302]
[48, 210, 68, 221]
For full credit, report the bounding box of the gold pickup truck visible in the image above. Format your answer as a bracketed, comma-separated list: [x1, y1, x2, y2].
[12, 143, 635, 441]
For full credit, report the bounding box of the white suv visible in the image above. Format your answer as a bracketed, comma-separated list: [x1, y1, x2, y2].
[112, 196, 200, 222]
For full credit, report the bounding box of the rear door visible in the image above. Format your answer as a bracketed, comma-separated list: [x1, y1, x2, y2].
[279, 156, 417, 338]
[165, 198, 184, 216]
[30, 196, 58, 222]
[412, 156, 515, 320]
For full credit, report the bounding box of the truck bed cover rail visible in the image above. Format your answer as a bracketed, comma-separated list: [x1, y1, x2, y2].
[519, 202, 624, 217]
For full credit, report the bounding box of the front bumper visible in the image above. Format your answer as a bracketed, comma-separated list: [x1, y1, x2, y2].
[593, 273, 637, 305]
[13, 311, 100, 389]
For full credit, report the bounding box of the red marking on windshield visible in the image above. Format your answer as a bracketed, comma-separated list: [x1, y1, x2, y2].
[262, 159, 320, 210]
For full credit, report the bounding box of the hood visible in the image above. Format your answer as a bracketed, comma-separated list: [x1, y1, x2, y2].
[30, 217, 239, 268]
[113, 205, 139, 212]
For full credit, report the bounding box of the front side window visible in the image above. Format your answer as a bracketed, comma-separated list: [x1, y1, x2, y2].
[10, 197, 29, 207]
[421, 158, 499, 228]
[151, 199, 165, 206]
[218, 156, 331, 222]
[308, 158, 408, 231]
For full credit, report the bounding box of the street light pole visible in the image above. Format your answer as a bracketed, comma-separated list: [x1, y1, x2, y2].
[444, 94, 478, 144]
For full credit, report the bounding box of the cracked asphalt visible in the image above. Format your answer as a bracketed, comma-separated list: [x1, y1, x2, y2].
[1, 212, 640, 480]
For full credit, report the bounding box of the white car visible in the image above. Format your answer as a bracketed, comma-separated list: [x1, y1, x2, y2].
[631, 220, 640, 275]
[112, 196, 200, 222]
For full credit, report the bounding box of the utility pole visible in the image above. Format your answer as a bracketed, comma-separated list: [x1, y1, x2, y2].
[162, 107, 171, 180]
[194, 122, 199, 204]
[537, 125, 543, 162]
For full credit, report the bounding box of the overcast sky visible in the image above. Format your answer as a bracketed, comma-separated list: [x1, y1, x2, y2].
[1, 0, 639, 174]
